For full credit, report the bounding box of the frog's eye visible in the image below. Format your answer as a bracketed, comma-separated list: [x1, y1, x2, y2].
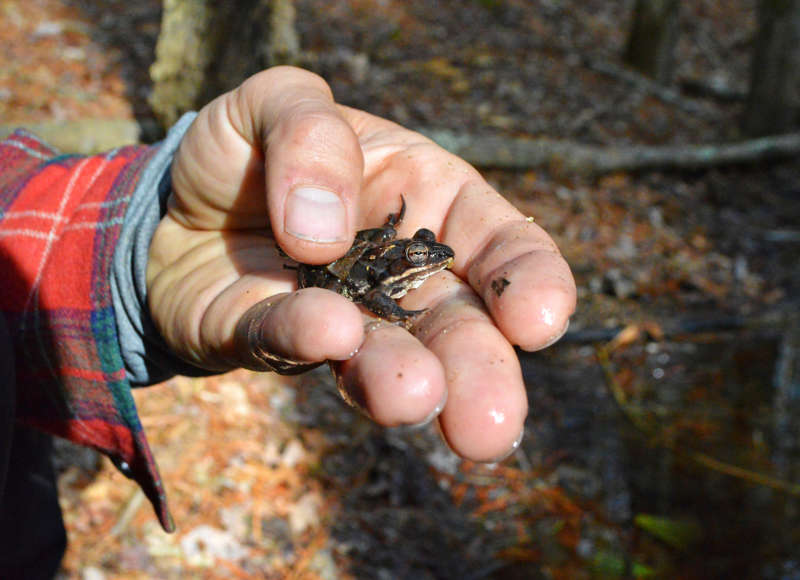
[406, 242, 429, 264]
[413, 228, 436, 242]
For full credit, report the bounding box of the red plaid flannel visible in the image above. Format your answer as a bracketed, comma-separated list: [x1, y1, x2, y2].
[0, 130, 174, 531]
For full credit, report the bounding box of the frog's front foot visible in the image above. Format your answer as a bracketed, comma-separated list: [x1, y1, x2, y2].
[362, 288, 428, 327]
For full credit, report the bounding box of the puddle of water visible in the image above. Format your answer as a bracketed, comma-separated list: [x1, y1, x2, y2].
[518, 327, 800, 578]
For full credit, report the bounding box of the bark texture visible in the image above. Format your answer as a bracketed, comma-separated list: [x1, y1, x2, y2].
[623, 0, 680, 84]
[744, 0, 800, 136]
[149, 0, 299, 127]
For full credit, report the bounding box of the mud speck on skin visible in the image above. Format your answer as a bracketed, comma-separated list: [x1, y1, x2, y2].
[491, 277, 511, 297]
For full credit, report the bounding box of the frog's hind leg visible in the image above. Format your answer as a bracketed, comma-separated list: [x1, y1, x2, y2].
[361, 288, 427, 328]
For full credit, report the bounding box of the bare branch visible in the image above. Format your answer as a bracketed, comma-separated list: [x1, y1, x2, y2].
[422, 129, 800, 176]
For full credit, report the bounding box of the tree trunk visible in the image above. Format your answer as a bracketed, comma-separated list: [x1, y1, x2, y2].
[744, 0, 800, 136]
[623, 0, 679, 84]
[149, 0, 299, 128]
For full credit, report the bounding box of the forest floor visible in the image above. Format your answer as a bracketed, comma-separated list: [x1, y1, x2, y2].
[3, 0, 800, 578]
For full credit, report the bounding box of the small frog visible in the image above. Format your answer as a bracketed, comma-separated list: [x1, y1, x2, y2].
[296, 197, 455, 327]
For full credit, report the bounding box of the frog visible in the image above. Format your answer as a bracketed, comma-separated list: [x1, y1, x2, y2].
[295, 196, 455, 327]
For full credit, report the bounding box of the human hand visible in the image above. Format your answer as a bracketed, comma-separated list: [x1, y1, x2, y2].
[146, 67, 575, 462]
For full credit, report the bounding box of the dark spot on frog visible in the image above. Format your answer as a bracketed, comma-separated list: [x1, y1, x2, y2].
[491, 277, 511, 297]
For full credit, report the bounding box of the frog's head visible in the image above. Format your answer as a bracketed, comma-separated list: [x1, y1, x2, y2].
[380, 228, 455, 299]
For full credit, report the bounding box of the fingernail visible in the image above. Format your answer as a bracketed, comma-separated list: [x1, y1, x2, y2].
[534, 317, 570, 352]
[407, 388, 448, 429]
[331, 362, 370, 415]
[519, 318, 569, 352]
[285, 186, 347, 243]
[483, 426, 525, 464]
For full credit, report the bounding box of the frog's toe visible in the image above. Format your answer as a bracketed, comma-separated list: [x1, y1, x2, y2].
[390, 307, 429, 329]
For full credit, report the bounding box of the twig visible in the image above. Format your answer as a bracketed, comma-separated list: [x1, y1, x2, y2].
[679, 77, 748, 104]
[688, 450, 800, 495]
[110, 488, 146, 536]
[81, 488, 148, 566]
[581, 58, 715, 118]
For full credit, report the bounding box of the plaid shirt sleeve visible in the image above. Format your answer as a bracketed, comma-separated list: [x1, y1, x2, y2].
[0, 130, 175, 532]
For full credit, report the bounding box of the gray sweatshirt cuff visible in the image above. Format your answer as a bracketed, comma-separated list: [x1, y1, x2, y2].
[111, 112, 212, 386]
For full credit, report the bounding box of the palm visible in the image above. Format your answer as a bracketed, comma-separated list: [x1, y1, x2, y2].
[146, 68, 575, 462]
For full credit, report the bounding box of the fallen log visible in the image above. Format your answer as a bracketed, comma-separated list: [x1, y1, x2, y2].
[421, 129, 800, 176]
[3, 119, 799, 177]
[0, 119, 141, 155]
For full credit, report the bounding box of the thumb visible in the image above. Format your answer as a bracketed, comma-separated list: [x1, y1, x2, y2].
[241, 67, 364, 264]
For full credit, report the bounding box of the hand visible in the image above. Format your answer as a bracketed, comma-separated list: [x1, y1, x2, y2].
[147, 67, 576, 462]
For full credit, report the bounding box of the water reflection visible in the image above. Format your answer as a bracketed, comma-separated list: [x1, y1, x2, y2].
[518, 321, 800, 579]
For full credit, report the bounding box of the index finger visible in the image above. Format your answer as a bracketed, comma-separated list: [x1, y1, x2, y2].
[441, 180, 575, 351]
[333, 105, 575, 350]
